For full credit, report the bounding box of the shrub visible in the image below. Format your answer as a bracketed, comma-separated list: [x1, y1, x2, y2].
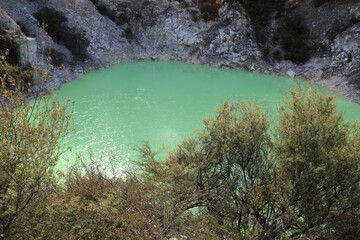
[33, 8, 89, 62]
[47, 49, 65, 67]
[199, 0, 222, 21]
[21, 69, 34, 86]
[1, 73, 359, 238]
[0, 49, 74, 238]
[137, 86, 360, 239]
[0, 61, 34, 88]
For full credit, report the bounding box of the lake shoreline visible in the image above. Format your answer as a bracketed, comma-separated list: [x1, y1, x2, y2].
[1, 0, 359, 103]
[53, 61, 360, 166]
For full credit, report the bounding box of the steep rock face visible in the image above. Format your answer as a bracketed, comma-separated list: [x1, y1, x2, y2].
[201, 1, 263, 68]
[331, 23, 360, 89]
[126, 1, 263, 68]
[301, 1, 360, 50]
[46, 0, 130, 59]
[128, 3, 212, 61]
[0, 6, 36, 67]
[0, 6, 21, 34]
[18, 36, 37, 67]
[297, 1, 360, 100]
[0, 0, 138, 89]
[0, 0, 359, 102]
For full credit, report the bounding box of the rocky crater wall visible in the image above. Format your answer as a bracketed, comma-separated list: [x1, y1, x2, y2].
[0, 0, 359, 102]
[0, 6, 36, 67]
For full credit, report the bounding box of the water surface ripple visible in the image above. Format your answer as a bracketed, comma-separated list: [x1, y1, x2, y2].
[53, 61, 360, 169]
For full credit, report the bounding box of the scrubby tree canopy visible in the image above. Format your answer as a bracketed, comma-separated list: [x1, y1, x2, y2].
[136, 86, 360, 239]
[0, 50, 74, 237]
[0, 47, 359, 239]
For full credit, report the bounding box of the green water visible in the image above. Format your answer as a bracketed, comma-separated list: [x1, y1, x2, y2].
[54, 61, 360, 169]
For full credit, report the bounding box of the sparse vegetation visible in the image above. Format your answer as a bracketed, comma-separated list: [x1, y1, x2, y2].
[1, 59, 359, 239]
[46, 48, 65, 68]
[0, 50, 74, 237]
[135, 86, 360, 239]
[0, 51, 34, 88]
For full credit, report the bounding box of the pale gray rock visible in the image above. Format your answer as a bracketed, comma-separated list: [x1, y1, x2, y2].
[19, 37, 37, 67]
[287, 70, 296, 78]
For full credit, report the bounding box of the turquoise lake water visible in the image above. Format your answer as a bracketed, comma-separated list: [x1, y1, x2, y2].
[52, 61, 360, 170]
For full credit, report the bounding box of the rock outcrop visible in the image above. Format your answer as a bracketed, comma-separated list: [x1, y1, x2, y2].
[296, 0, 360, 101]
[0, 6, 36, 67]
[18, 36, 37, 67]
[0, 6, 22, 34]
[0, 0, 359, 102]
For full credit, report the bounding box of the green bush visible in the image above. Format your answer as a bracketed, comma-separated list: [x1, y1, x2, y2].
[136, 86, 360, 239]
[96, 5, 119, 23]
[1, 81, 360, 238]
[21, 69, 34, 86]
[0, 62, 34, 88]
[33, 8, 89, 62]
[0, 54, 73, 238]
